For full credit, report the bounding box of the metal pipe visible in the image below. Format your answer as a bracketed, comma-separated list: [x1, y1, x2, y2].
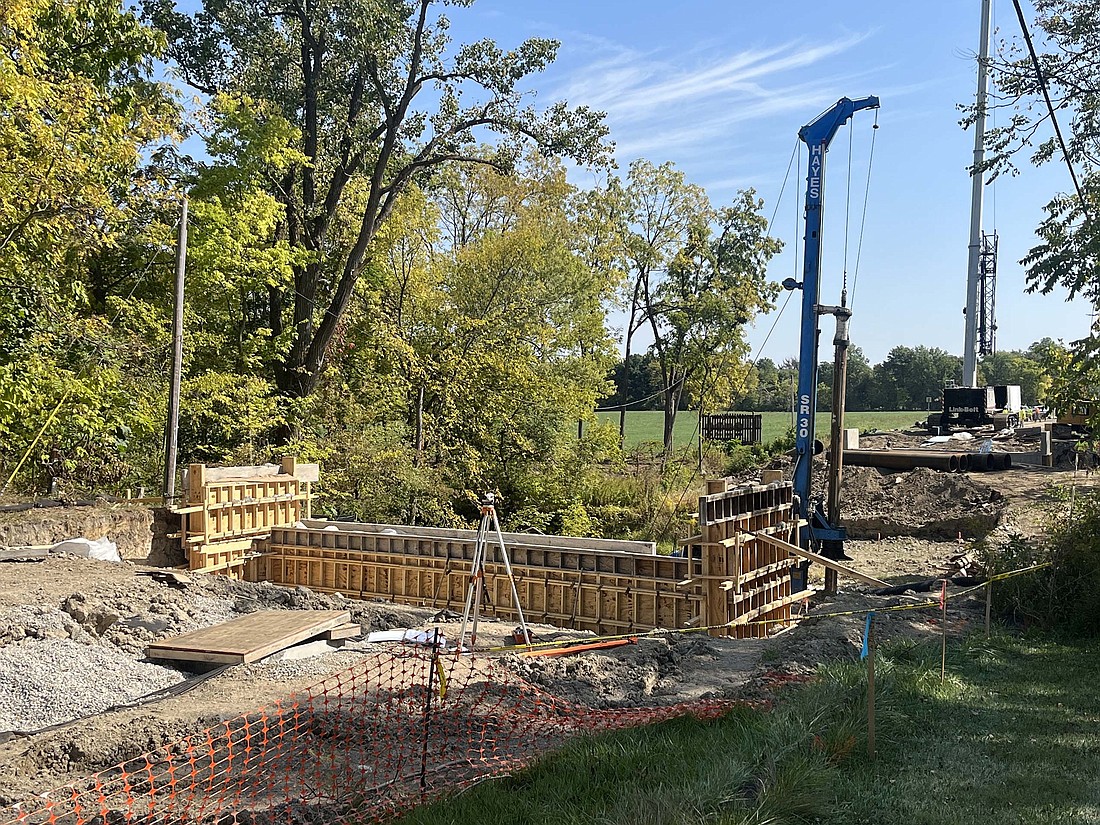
[959, 454, 972, 472]
[825, 305, 852, 596]
[844, 449, 962, 472]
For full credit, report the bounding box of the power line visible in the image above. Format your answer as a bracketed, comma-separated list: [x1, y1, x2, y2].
[1010, 0, 1092, 225]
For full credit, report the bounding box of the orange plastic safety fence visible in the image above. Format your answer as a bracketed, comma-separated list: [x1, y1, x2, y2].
[3, 650, 754, 825]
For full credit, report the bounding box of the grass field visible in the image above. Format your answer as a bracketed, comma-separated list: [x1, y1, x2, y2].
[593, 409, 925, 448]
[402, 634, 1100, 824]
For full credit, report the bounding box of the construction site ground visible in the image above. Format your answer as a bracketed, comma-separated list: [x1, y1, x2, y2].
[0, 456, 1090, 807]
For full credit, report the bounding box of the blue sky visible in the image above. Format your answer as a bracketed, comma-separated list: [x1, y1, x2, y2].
[445, 0, 1090, 366]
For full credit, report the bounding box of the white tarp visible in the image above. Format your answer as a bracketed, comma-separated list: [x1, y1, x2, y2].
[50, 537, 121, 563]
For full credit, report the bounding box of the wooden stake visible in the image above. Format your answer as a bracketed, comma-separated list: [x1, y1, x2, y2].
[985, 579, 992, 639]
[940, 579, 948, 682]
[866, 614, 876, 760]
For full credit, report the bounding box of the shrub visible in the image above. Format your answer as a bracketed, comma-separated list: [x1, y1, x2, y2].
[979, 488, 1100, 636]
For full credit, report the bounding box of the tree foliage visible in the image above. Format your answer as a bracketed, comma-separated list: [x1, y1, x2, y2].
[146, 0, 610, 410]
[0, 0, 179, 490]
[980, 2, 1100, 327]
[645, 191, 780, 451]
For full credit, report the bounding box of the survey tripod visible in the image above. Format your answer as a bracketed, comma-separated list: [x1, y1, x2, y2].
[457, 493, 532, 652]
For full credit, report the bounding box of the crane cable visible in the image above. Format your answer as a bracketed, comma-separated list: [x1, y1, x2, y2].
[842, 119, 854, 297]
[849, 109, 880, 313]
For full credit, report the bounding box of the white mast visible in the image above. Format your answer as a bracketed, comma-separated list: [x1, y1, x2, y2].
[962, 0, 993, 387]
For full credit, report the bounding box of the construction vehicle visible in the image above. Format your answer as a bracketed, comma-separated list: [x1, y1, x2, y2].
[1056, 400, 1092, 433]
[785, 94, 879, 592]
[926, 383, 1023, 432]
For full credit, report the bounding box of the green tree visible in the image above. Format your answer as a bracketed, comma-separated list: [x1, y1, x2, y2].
[345, 154, 619, 521]
[979, 2, 1100, 366]
[147, 0, 609, 422]
[817, 346, 874, 412]
[645, 191, 781, 453]
[0, 0, 179, 491]
[978, 350, 1051, 404]
[618, 160, 710, 438]
[876, 345, 961, 410]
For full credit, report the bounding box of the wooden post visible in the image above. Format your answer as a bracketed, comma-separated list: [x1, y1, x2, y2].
[940, 579, 948, 682]
[985, 579, 992, 639]
[700, 492, 727, 637]
[163, 196, 188, 503]
[866, 613, 876, 760]
[185, 462, 206, 567]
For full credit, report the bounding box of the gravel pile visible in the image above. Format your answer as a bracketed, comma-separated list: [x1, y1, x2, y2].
[0, 606, 95, 646]
[0, 639, 185, 731]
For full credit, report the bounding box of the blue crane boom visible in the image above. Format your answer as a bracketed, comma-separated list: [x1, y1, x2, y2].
[789, 96, 879, 566]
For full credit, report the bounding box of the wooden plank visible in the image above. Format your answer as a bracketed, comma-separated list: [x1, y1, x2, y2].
[183, 463, 281, 492]
[0, 547, 49, 561]
[751, 532, 890, 588]
[146, 609, 350, 664]
[322, 622, 361, 640]
[727, 589, 815, 626]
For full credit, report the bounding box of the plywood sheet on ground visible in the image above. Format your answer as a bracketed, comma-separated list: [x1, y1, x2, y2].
[145, 609, 350, 664]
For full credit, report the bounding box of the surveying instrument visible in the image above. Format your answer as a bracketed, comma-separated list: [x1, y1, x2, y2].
[457, 493, 532, 652]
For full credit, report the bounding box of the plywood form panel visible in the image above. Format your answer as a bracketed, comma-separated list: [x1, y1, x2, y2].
[258, 537, 702, 635]
[698, 480, 798, 639]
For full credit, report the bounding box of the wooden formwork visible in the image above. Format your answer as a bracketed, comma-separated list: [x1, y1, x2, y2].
[254, 524, 703, 635]
[178, 459, 806, 637]
[178, 456, 318, 574]
[248, 481, 805, 638]
[690, 478, 810, 638]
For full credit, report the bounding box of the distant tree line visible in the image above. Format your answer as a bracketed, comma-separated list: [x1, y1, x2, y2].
[602, 339, 1063, 413]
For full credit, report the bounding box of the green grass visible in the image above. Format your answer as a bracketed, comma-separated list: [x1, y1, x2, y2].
[399, 635, 1100, 825]
[400, 702, 841, 825]
[827, 635, 1100, 825]
[592, 410, 926, 448]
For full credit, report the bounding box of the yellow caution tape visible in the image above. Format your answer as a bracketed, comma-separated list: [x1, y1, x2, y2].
[476, 561, 1051, 653]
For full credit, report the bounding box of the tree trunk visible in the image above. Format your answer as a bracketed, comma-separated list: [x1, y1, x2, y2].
[662, 383, 679, 455]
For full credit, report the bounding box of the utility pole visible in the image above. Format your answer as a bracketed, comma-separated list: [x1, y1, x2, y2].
[825, 300, 852, 595]
[163, 197, 188, 502]
[962, 0, 993, 387]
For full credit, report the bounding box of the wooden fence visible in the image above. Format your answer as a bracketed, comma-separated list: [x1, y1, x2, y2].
[700, 412, 763, 445]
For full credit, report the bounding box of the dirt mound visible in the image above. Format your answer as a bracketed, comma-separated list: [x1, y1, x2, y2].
[508, 634, 761, 708]
[832, 466, 1004, 539]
